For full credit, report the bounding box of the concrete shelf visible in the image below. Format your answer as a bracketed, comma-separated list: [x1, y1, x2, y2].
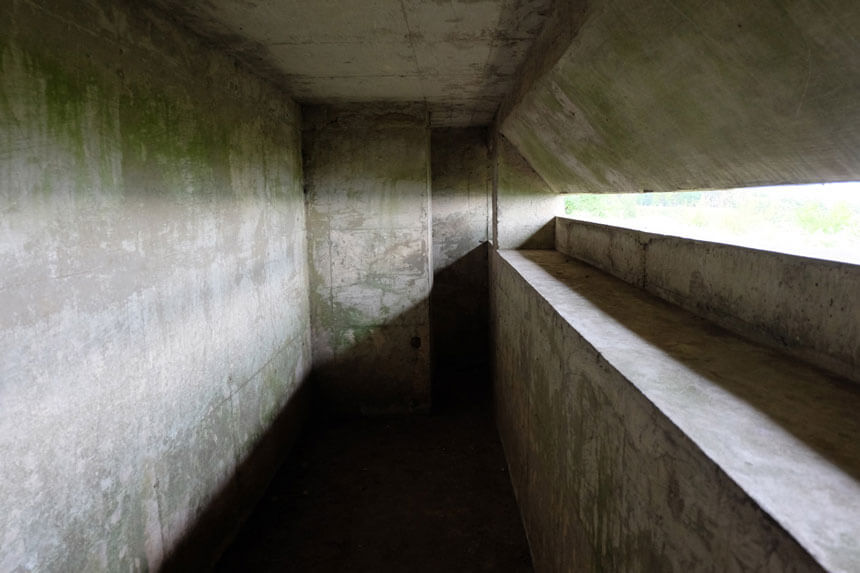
[494, 249, 860, 572]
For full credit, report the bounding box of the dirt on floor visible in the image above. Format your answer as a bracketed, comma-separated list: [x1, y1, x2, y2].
[215, 370, 533, 572]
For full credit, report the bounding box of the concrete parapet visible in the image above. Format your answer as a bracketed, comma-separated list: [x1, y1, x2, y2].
[556, 217, 860, 386]
[492, 249, 860, 572]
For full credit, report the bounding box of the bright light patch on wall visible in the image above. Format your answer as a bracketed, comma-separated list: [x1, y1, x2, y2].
[563, 182, 860, 265]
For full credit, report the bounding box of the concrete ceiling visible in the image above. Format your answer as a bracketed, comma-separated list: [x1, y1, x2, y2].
[153, 0, 553, 126]
[500, 0, 860, 194]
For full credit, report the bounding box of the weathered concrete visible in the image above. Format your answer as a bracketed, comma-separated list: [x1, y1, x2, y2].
[493, 249, 860, 572]
[216, 380, 533, 572]
[304, 104, 432, 415]
[556, 217, 860, 386]
[430, 128, 490, 378]
[501, 0, 860, 193]
[0, 1, 311, 570]
[493, 134, 562, 249]
[148, 0, 553, 127]
[495, 0, 589, 133]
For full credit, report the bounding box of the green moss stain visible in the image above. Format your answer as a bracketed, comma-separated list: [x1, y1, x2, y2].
[1, 40, 123, 200]
[2, 31, 286, 207]
[119, 85, 235, 201]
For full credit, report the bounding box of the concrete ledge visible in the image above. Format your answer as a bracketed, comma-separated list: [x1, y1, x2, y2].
[556, 217, 860, 386]
[492, 249, 860, 572]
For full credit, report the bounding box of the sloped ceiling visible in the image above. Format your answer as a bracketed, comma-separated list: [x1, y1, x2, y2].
[500, 0, 860, 193]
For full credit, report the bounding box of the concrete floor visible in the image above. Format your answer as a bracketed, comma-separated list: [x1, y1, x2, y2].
[215, 373, 532, 572]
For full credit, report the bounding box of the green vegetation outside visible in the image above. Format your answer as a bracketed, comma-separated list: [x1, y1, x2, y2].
[563, 184, 860, 264]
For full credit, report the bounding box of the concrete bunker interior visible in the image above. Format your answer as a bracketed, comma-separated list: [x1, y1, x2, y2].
[2, 0, 859, 571]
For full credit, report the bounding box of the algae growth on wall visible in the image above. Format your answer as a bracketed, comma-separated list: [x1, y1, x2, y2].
[0, 1, 311, 570]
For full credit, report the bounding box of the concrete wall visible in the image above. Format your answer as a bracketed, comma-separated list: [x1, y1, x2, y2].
[0, 1, 311, 570]
[492, 249, 860, 572]
[493, 134, 561, 249]
[556, 218, 860, 385]
[430, 128, 490, 384]
[304, 104, 432, 415]
[500, 0, 860, 194]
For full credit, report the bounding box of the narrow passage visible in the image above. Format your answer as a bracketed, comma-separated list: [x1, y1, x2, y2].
[216, 376, 532, 572]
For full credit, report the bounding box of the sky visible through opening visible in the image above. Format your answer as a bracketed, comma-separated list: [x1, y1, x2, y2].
[563, 182, 860, 265]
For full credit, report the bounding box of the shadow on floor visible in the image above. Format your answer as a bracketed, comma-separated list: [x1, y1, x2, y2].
[215, 368, 532, 572]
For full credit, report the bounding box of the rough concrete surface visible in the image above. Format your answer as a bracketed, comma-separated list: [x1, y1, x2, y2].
[148, 0, 554, 127]
[556, 217, 860, 386]
[0, 1, 311, 570]
[304, 104, 432, 415]
[430, 128, 490, 379]
[493, 134, 561, 249]
[495, 0, 589, 132]
[493, 249, 860, 572]
[501, 0, 860, 193]
[215, 377, 532, 572]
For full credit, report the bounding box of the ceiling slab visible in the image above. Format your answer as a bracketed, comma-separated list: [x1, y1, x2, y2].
[268, 42, 418, 78]
[151, 0, 552, 126]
